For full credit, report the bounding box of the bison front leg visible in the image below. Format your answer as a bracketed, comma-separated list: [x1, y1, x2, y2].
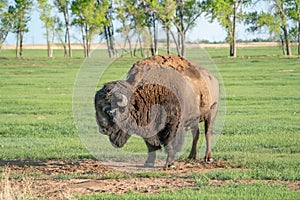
[164, 145, 175, 168]
[188, 126, 200, 160]
[144, 140, 160, 168]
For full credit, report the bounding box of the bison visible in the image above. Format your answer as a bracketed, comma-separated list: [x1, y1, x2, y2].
[94, 55, 219, 168]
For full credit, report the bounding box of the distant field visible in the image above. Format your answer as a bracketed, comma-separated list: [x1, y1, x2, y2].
[0, 41, 289, 50]
[0, 47, 299, 199]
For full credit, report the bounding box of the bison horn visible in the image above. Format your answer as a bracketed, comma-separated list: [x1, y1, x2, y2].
[117, 94, 128, 107]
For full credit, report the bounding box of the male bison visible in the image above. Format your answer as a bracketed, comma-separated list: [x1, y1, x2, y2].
[94, 55, 219, 168]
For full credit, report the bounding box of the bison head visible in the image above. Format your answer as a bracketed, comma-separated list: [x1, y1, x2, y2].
[94, 81, 132, 148]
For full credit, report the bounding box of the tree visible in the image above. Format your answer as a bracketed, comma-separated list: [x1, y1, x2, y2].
[10, 0, 33, 57]
[203, 0, 250, 57]
[115, 0, 134, 57]
[246, 1, 293, 56]
[116, 0, 152, 58]
[173, 0, 202, 57]
[274, 0, 292, 55]
[146, 0, 202, 57]
[102, 1, 116, 58]
[54, 0, 72, 57]
[285, 0, 300, 55]
[116, 0, 201, 57]
[149, 0, 177, 55]
[71, 0, 109, 58]
[37, 0, 56, 57]
[54, 18, 68, 56]
[0, 0, 13, 49]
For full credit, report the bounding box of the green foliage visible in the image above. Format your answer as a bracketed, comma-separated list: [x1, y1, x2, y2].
[37, 0, 55, 31]
[174, 0, 203, 31]
[9, 0, 33, 34]
[71, 0, 109, 37]
[151, 0, 176, 28]
[71, 0, 109, 57]
[0, 0, 6, 10]
[54, 0, 70, 13]
[0, 1, 13, 48]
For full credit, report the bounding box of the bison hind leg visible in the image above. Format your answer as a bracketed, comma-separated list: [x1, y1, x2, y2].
[204, 104, 218, 163]
[188, 125, 200, 160]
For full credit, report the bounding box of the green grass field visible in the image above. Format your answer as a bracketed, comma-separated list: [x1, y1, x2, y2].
[0, 47, 299, 199]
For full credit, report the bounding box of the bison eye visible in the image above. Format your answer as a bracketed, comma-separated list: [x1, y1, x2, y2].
[119, 107, 125, 113]
[103, 104, 111, 113]
[99, 118, 108, 127]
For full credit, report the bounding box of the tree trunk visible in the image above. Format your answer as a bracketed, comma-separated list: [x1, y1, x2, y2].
[177, 32, 181, 56]
[64, 30, 68, 57]
[105, 25, 116, 58]
[280, 35, 286, 55]
[47, 41, 52, 58]
[180, 13, 185, 56]
[230, 1, 237, 57]
[19, 32, 23, 57]
[133, 38, 139, 57]
[228, 28, 235, 57]
[181, 31, 185, 57]
[282, 25, 292, 56]
[108, 25, 115, 58]
[85, 26, 90, 58]
[147, 26, 155, 56]
[104, 27, 112, 58]
[67, 24, 72, 58]
[128, 36, 133, 58]
[80, 25, 87, 58]
[229, 34, 236, 57]
[153, 18, 158, 55]
[87, 39, 90, 58]
[66, 10, 72, 58]
[176, 0, 185, 57]
[166, 26, 170, 55]
[64, 9, 72, 58]
[138, 35, 145, 58]
[46, 29, 52, 58]
[16, 32, 19, 57]
[232, 13, 237, 57]
[170, 29, 180, 56]
[276, 1, 291, 56]
[298, 21, 300, 56]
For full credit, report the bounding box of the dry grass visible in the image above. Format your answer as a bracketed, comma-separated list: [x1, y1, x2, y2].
[0, 167, 33, 200]
[0, 166, 76, 200]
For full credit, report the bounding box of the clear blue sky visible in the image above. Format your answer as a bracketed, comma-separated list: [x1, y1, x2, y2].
[4, 5, 267, 45]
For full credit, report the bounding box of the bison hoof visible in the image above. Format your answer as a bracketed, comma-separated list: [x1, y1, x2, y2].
[163, 162, 175, 169]
[144, 163, 154, 168]
[204, 158, 214, 163]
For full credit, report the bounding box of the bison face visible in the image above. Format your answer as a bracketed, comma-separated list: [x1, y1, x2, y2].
[95, 81, 132, 148]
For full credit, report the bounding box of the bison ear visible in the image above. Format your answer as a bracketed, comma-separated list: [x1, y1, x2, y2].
[117, 94, 128, 107]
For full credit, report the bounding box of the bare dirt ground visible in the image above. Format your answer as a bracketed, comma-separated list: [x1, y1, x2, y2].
[0, 159, 299, 199]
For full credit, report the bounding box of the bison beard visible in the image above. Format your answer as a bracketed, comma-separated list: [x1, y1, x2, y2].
[95, 55, 219, 168]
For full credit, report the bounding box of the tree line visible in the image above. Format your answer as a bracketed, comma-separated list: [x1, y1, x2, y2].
[0, 0, 299, 58]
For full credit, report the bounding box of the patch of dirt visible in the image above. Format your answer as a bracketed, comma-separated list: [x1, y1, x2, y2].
[0, 159, 299, 199]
